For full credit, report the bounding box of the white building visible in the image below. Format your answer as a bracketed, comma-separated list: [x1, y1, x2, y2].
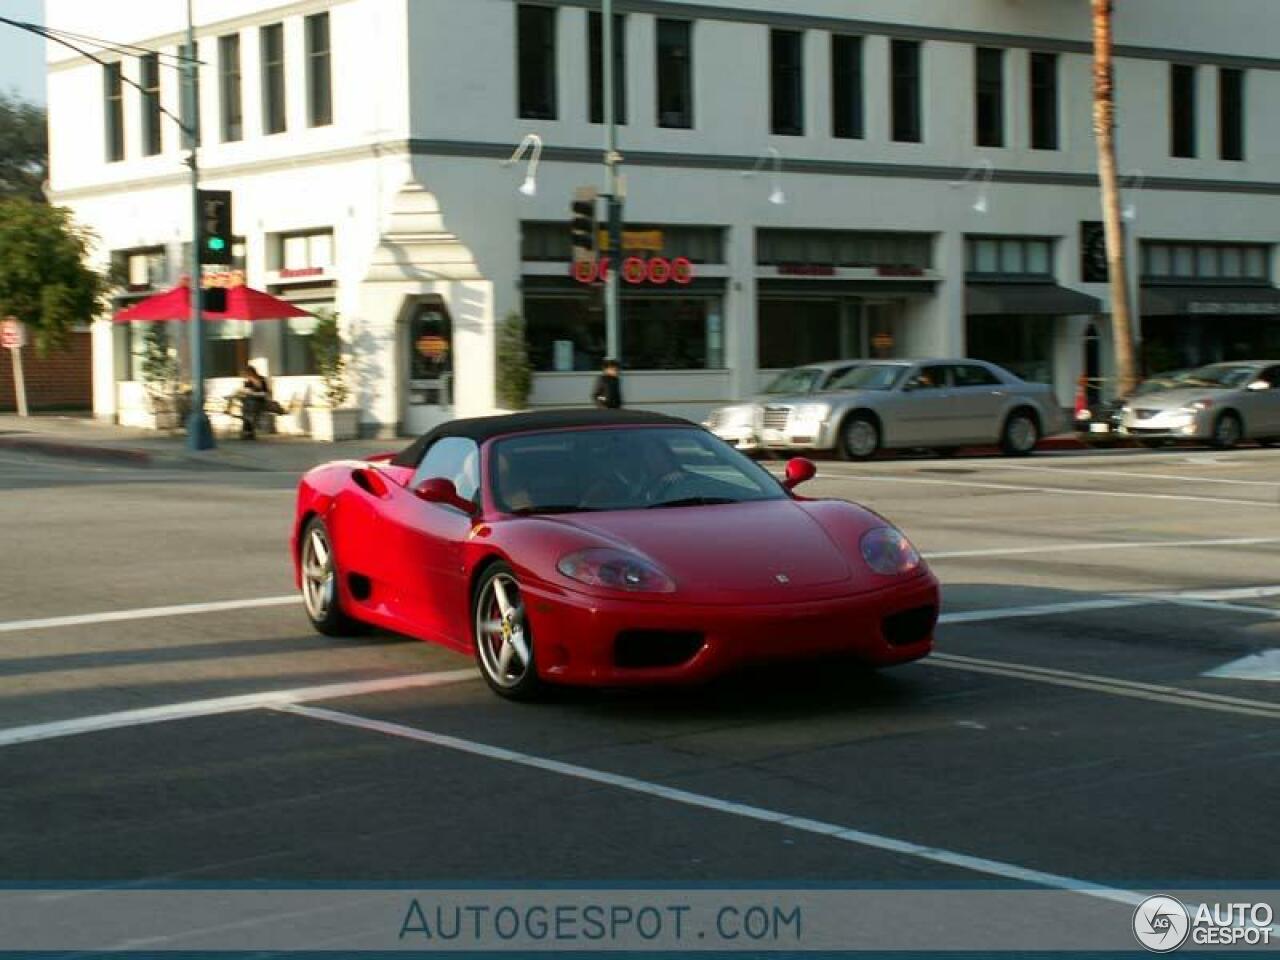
[46, 0, 1280, 436]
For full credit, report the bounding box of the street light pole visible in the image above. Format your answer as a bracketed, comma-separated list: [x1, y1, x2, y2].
[602, 0, 623, 362]
[184, 0, 214, 449]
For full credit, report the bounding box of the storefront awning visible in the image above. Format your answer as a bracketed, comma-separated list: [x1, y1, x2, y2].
[1140, 285, 1280, 317]
[966, 283, 1101, 316]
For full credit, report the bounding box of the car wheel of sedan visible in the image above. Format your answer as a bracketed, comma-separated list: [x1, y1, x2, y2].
[1212, 412, 1243, 450]
[1000, 410, 1040, 456]
[839, 415, 881, 461]
[473, 562, 544, 700]
[300, 517, 360, 637]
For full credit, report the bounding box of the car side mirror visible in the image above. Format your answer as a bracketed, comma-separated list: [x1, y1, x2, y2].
[783, 457, 817, 490]
[1247, 380, 1270, 392]
[415, 477, 477, 514]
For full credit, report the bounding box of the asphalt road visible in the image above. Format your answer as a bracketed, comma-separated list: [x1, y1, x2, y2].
[1, 444, 1278, 902]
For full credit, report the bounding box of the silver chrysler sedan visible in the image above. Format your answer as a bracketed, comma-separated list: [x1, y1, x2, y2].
[1117, 361, 1280, 449]
[756, 359, 1067, 460]
[704, 360, 863, 450]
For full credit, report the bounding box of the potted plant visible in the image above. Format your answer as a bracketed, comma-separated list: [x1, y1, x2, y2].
[307, 310, 360, 441]
[139, 323, 184, 430]
[494, 311, 532, 412]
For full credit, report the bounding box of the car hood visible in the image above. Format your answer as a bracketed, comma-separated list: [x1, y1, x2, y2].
[545, 499, 858, 597]
[1125, 387, 1235, 411]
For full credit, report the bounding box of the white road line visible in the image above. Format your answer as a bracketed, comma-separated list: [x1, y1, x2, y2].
[0, 595, 297, 634]
[0, 670, 476, 748]
[275, 702, 1147, 909]
[939, 598, 1147, 623]
[1155, 584, 1280, 601]
[929, 654, 1280, 720]
[825, 471, 1270, 507]
[992, 463, 1280, 488]
[926, 537, 1280, 560]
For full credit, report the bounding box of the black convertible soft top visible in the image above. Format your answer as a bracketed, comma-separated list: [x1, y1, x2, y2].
[390, 408, 696, 467]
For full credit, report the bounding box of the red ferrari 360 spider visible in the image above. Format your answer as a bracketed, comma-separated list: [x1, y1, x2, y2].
[292, 409, 939, 699]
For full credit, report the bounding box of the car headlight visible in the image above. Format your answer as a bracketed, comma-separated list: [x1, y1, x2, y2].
[793, 403, 831, 422]
[557, 548, 676, 593]
[860, 527, 922, 576]
[714, 405, 752, 427]
[1179, 399, 1214, 413]
[1075, 408, 1092, 420]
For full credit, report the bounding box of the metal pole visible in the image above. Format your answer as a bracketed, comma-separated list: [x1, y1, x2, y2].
[10, 345, 28, 417]
[184, 0, 214, 449]
[602, 0, 623, 362]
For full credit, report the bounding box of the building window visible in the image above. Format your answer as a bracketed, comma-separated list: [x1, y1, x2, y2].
[1220, 68, 1245, 161]
[524, 295, 719, 372]
[967, 237, 1054, 278]
[974, 47, 1004, 148]
[103, 62, 124, 162]
[757, 229, 932, 271]
[588, 12, 626, 124]
[1170, 63, 1197, 158]
[178, 42, 200, 147]
[891, 39, 922, 143]
[1141, 240, 1269, 284]
[770, 29, 804, 136]
[281, 312, 322, 376]
[656, 19, 693, 128]
[206, 320, 252, 379]
[1029, 52, 1058, 150]
[831, 35, 863, 139]
[271, 230, 334, 272]
[306, 13, 332, 127]
[218, 34, 242, 142]
[260, 23, 287, 135]
[140, 53, 162, 156]
[517, 4, 557, 120]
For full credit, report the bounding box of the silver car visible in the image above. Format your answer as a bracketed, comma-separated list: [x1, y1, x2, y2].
[757, 359, 1067, 460]
[1117, 360, 1280, 449]
[704, 360, 863, 450]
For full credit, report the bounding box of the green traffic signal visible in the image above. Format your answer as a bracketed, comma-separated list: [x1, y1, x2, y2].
[208, 237, 227, 251]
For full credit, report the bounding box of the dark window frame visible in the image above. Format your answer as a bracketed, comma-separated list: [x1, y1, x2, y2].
[831, 34, 863, 140]
[103, 62, 125, 162]
[891, 39, 922, 143]
[1029, 51, 1058, 150]
[974, 47, 1004, 148]
[140, 52, 162, 156]
[218, 34, 243, 143]
[770, 29, 804, 137]
[655, 19, 693, 129]
[1170, 63, 1197, 158]
[588, 11, 627, 125]
[1219, 67, 1245, 161]
[517, 4, 558, 120]
[306, 12, 333, 127]
[260, 22, 287, 135]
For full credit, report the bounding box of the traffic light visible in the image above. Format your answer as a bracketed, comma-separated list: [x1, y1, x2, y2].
[198, 189, 233, 266]
[570, 186, 598, 264]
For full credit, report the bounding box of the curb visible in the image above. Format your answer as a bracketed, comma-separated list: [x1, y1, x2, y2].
[0, 435, 154, 467]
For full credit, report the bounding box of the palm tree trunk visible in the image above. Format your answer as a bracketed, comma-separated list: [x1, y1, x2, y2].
[1092, 0, 1139, 396]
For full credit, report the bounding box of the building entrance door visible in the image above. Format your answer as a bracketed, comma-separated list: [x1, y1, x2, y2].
[404, 300, 453, 435]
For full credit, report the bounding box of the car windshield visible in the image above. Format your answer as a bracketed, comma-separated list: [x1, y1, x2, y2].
[830, 363, 908, 391]
[763, 367, 822, 394]
[490, 427, 787, 514]
[1133, 370, 1190, 396]
[1178, 364, 1258, 389]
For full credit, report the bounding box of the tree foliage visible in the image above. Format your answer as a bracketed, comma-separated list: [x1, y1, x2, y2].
[310, 309, 351, 408]
[495, 311, 532, 410]
[0, 198, 105, 355]
[0, 92, 48, 202]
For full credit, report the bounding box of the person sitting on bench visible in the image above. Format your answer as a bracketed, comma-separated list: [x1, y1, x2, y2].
[239, 365, 271, 439]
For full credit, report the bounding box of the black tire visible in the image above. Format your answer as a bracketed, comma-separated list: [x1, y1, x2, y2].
[838, 414, 881, 461]
[1212, 412, 1243, 450]
[472, 561, 545, 701]
[298, 516, 361, 636]
[1000, 409, 1040, 457]
[1257, 437, 1279, 448]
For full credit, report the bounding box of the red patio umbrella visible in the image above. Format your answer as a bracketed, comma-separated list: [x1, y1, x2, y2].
[113, 279, 312, 323]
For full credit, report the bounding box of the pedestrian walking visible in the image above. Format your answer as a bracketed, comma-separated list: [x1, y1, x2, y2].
[592, 358, 623, 409]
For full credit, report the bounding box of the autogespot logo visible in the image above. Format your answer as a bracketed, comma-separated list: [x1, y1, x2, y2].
[1133, 896, 1191, 953]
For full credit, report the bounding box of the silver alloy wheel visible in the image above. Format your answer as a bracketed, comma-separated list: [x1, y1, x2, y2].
[1215, 414, 1242, 448]
[844, 419, 878, 458]
[475, 573, 531, 689]
[1007, 414, 1038, 453]
[301, 525, 335, 622]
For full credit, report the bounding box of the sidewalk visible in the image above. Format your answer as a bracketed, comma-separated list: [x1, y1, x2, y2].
[0, 413, 396, 473]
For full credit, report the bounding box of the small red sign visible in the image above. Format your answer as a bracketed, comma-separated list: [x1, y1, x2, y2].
[777, 263, 836, 277]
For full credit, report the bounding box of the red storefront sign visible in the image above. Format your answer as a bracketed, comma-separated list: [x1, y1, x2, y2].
[571, 256, 695, 286]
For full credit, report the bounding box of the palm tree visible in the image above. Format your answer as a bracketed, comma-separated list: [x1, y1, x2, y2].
[1092, 0, 1139, 396]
